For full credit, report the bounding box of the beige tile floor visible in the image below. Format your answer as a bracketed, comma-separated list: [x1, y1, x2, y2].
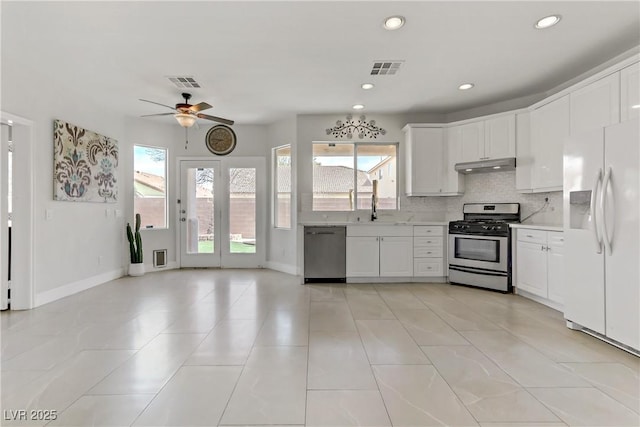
[1, 269, 639, 426]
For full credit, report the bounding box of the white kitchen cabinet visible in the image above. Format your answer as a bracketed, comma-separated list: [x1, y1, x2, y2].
[515, 229, 564, 306]
[403, 125, 444, 195]
[346, 236, 380, 277]
[547, 233, 565, 304]
[530, 95, 569, 191]
[483, 114, 516, 159]
[379, 236, 413, 277]
[515, 112, 533, 192]
[458, 121, 485, 163]
[454, 114, 515, 163]
[346, 226, 412, 278]
[570, 72, 620, 135]
[413, 226, 444, 277]
[620, 62, 640, 122]
[443, 127, 465, 194]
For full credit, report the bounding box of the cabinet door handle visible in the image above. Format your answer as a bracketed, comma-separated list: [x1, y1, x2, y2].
[526, 234, 534, 238]
[541, 245, 546, 251]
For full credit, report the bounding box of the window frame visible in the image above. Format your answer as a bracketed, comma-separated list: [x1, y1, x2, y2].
[272, 144, 292, 229]
[133, 144, 169, 230]
[311, 141, 399, 213]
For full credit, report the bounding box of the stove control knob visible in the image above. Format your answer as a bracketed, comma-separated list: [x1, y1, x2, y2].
[482, 225, 489, 229]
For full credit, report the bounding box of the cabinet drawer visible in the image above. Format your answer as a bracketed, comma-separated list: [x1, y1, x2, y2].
[414, 226, 444, 237]
[517, 229, 547, 244]
[414, 247, 443, 258]
[414, 258, 443, 276]
[414, 236, 443, 247]
[548, 232, 564, 246]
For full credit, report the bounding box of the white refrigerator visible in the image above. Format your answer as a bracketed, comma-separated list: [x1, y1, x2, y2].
[563, 118, 639, 352]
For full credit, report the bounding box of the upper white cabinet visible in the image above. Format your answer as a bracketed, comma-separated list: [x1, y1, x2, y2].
[484, 114, 516, 159]
[570, 72, 620, 135]
[530, 95, 569, 192]
[403, 125, 443, 196]
[620, 62, 640, 122]
[455, 114, 515, 163]
[403, 125, 463, 196]
[458, 121, 485, 162]
[443, 128, 465, 195]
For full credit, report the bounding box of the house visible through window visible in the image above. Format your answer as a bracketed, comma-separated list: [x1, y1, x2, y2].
[312, 143, 397, 211]
[133, 145, 167, 229]
[273, 145, 291, 228]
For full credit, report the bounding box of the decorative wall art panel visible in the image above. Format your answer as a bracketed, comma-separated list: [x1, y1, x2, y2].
[53, 119, 118, 203]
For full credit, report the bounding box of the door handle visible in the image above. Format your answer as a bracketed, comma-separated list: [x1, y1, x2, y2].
[181, 218, 186, 222]
[181, 209, 186, 214]
[591, 168, 603, 254]
[600, 166, 613, 255]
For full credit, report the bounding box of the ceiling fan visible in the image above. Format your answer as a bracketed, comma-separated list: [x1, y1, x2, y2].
[139, 93, 234, 127]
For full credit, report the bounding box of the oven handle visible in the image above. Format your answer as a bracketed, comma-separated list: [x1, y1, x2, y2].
[449, 265, 508, 277]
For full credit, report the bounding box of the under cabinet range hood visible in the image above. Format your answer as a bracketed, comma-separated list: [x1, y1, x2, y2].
[454, 157, 516, 174]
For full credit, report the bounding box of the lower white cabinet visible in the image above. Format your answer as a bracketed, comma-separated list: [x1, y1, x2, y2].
[346, 226, 413, 278]
[515, 229, 564, 305]
[346, 236, 380, 277]
[413, 226, 444, 277]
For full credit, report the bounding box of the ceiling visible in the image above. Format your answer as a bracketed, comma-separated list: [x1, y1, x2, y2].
[2, 1, 639, 125]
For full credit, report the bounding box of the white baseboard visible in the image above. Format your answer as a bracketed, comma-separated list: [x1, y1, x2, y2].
[144, 261, 179, 273]
[266, 260, 298, 276]
[35, 268, 124, 307]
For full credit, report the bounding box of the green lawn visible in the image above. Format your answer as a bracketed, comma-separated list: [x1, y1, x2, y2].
[197, 240, 256, 254]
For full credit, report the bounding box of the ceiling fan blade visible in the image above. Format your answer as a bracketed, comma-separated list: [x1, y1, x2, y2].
[139, 99, 176, 111]
[189, 102, 212, 113]
[197, 113, 234, 126]
[141, 112, 175, 117]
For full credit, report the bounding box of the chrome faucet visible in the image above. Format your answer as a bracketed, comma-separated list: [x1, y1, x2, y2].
[371, 194, 377, 221]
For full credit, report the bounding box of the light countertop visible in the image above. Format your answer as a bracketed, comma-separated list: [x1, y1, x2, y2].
[510, 223, 563, 232]
[299, 221, 448, 227]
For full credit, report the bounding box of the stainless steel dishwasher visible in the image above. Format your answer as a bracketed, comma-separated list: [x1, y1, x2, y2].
[304, 226, 346, 283]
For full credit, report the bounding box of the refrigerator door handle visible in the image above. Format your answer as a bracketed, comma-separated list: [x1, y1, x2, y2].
[591, 168, 603, 254]
[600, 166, 613, 255]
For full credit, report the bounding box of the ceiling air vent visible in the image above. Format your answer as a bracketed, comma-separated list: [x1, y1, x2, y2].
[370, 61, 403, 75]
[167, 76, 201, 88]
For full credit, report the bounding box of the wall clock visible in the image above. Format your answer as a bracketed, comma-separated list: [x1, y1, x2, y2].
[205, 125, 237, 155]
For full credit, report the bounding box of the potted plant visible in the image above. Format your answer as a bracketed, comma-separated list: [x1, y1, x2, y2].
[126, 213, 144, 276]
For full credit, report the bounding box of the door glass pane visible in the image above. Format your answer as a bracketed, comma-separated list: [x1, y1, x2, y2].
[454, 237, 500, 262]
[186, 167, 215, 254]
[229, 168, 256, 253]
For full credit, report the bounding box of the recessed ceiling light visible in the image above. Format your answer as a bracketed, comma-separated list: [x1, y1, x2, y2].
[352, 104, 365, 110]
[493, 166, 501, 169]
[383, 15, 405, 30]
[632, 104, 640, 109]
[535, 15, 561, 29]
[361, 83, 375, 90]
[458, 83, 474, 90]
[465, 168, 473, 172]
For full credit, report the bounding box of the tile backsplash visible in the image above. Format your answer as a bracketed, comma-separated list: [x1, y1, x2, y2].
[402, 171, 562, 225]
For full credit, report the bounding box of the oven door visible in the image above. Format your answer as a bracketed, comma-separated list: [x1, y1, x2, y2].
[448, 233, 508, 272]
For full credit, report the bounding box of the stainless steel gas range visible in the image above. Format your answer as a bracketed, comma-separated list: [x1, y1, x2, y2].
[448, 203, 520, 293]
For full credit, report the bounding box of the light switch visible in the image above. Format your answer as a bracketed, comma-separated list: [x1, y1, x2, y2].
[115, 209, 122, 218]
[45, 209, 53, 220]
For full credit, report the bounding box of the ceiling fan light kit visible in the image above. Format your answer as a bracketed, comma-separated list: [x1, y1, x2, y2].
[174, 113, 197, 128]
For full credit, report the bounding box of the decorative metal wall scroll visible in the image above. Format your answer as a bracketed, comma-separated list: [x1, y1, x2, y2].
[326, 115, 386, 139]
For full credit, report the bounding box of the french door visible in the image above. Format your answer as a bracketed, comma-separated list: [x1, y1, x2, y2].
[178, 158, 265, 268]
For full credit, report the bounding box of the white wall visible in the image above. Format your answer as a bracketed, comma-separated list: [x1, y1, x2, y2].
[266, 116, 298, 274]
[1, 87, 127, 305]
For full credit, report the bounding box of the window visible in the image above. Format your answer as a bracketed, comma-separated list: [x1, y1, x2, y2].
[312, 142, 397, 211]
[273, 145, 291, 228]
[133, 145, 167, 229]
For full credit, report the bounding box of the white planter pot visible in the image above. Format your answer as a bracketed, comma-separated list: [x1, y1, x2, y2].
[128, 263, 145, 277]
